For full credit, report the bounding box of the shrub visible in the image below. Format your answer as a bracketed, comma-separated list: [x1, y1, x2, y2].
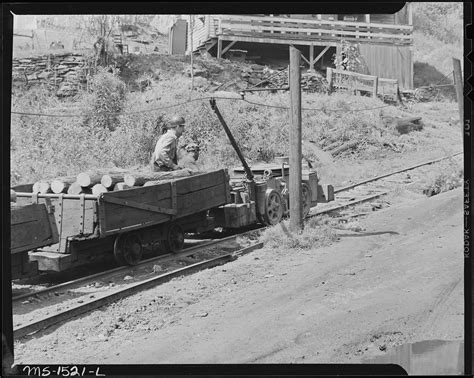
[412, 2, 463, 45]
[413, 62, 457, 101]
[84, 68, 126, 132]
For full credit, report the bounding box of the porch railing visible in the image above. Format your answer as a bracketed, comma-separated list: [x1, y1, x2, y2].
[217, 15, 412, 45]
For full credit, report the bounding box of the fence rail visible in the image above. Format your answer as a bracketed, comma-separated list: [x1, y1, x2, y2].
[326, 67, 399, 99]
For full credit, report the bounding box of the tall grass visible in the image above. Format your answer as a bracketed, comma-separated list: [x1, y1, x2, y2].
[422, 161, 464, 197]
[11, 71, 414, 186]
[259, 216, 338, 251]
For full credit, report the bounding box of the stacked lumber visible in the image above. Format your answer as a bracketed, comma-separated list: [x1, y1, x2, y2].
[323, 141, 359, 157]
[30, 168, 200, 196]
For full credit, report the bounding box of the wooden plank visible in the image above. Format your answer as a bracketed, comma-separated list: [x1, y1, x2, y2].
[44, 197, 97, 252]
[299, 51, 310, 66]
[221, 40, 237, 56]
[29, 251, 74, 272]
[329, 68, 378, 81]
[313, 46, 330, 64]
[220, 34, 338, 47]
[11, 204, 59, 254]
[100, 194, 177, 215]
[100, 183, 229, 235]
[222, 202, 257, 228]
[12, 183, 34, 193]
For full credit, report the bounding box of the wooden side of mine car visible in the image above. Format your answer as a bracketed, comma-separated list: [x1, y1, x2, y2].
[10, 199, 59, 279]
[14, 170, 230, 272]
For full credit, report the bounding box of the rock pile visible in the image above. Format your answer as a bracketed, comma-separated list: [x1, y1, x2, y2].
[12, 53, 91, 97]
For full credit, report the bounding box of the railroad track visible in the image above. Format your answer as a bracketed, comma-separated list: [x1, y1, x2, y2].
[13, 152, 462, 339]
[12, 228, 262, 304]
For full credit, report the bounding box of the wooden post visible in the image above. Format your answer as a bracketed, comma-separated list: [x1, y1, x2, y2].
[365, 14, 371, 40]
[289, 46, 303, 232]
[190, 15, 194, 97]
[452, 58, 463, 131]
[217, 37, 222, 59]
[309, 44, 314, 72]
[327, 67, 333, 91]
[373, 76, 378, 98]
[407, 3, 413, 25]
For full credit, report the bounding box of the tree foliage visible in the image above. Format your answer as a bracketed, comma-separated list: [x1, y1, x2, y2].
[332, 40, 368, 74]
[412, 2, 463, 44]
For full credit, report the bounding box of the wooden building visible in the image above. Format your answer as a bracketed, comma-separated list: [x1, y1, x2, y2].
[179, 4, 413, 89]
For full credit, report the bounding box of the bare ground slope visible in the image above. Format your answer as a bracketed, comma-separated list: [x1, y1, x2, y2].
[15, 187, 463, 365]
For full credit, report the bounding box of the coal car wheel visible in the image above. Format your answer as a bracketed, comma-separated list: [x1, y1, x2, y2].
[164, 224, 185, 253]
[263, 189, 284, 225]
[114, 232, 143, 266]
[302, 183, 312, 218]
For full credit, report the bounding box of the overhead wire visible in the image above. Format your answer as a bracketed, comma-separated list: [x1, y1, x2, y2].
[11, 92, 394, 118]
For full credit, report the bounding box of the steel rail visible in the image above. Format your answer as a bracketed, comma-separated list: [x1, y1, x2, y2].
[14, 243, 263, 339]
[13, 152, 461, 305]
[334, 152, 462, 194]
[310, 191, 389, 217]
[13, 229, 263, 304]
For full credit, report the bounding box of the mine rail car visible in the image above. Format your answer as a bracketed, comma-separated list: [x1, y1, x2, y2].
[14, 170, 231, 273]
[12, 164, 333, 275]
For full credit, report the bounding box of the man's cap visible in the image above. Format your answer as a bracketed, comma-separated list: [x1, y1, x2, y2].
[169, 115, 185, 127]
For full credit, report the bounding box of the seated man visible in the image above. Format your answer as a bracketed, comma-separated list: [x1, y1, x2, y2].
[150, 115, 186, 172]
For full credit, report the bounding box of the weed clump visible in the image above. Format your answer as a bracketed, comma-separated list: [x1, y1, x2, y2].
[422, 165, 463, 197]
[259, 216, 338, 251]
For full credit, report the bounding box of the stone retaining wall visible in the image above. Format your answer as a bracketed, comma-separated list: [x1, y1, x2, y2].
[12, 53, 93, 96]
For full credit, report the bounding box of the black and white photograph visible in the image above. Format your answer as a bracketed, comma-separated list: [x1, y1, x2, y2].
[3, 2, 470, 375]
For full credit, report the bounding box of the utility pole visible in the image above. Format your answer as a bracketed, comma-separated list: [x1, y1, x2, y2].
[189, 15, 194, 98]
[289, 46, 303, 232]
[452, 58, 463, 133]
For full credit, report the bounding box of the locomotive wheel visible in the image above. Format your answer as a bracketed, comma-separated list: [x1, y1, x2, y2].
[262, 189, 284, 225]
[163, 223, 185, 253]
[114, 232, 143, 266]
[302, 183, 312, 218]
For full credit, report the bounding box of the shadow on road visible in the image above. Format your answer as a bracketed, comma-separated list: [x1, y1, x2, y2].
[337, 231, 400, 238]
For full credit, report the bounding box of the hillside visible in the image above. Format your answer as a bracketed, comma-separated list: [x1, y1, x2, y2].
[10, 9, 464, 187]
[412, 2, 463, 87]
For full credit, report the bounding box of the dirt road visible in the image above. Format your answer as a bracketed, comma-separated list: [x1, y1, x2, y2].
[14, 187, 463, 365]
